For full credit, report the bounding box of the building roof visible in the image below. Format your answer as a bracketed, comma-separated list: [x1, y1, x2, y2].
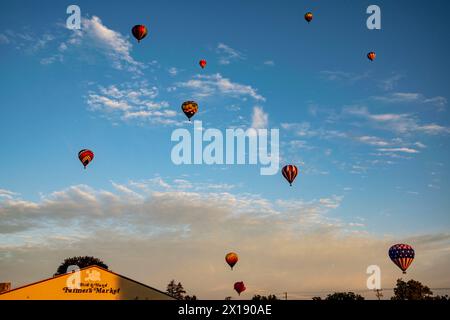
[0, 265, 175, 300]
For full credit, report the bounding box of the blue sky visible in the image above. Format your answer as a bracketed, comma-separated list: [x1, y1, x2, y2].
[1, 0, 449, 298]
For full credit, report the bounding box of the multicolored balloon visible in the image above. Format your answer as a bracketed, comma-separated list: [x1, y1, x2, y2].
[367, 51, 376, 61]
[181, 101, 198, 121]
[304, 12, 313, 23]
[389, 244, 415, 274]
[199, 59, 207, 69]
[234, 281, 246, 295]
[78, 149, 94, 169]
[225, 252, 239, 270]
[282, 165, 298, 186]
[132, 25, 148, 43]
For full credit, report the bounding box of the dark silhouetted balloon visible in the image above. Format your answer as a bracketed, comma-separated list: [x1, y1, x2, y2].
[199, 59, 207, 69]
[305, 12, 313, 23]
[181, 101, 198, 121]
[389, 244, 415, 274]
[234, 281, 246, 295]
[282, 165, 298, 186]
[225, 252, 238, 270]
[132, 25, 148, 43]
[78, 149, 94, 169]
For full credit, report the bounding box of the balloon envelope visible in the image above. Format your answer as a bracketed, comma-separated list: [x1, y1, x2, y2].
[225, 252, 238, 270]
[78, 149, 94, 169]
[132, 25, 148, 43]
[305, 12, 313, 23]
[199, 59, 207, 69]
[234, 281, 246, 295]
[367, 51, 376, 61]
[389, 244, 415, 274]
[282, 165, 298, 186]
[181, 101, 198, 121]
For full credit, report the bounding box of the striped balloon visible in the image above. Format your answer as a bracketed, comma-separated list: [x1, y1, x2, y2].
[282, 165, 298, 186]
[78, 149, 94, 169]
[389, 244, 415, 274]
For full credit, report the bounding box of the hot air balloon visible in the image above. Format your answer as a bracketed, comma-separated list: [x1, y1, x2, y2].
[181, 101, 198, 121]
[304, 12, 313, 23]
[199, 59, 207, 69]
[367, 51, 376, 61]
[282, 165, 298, 186]
[389, 244, 415, 274]
[132, 25, 148, 43]
[225, 252, 239, 270]
[78, 149, 94, 169]
[234, 281, 246, 296]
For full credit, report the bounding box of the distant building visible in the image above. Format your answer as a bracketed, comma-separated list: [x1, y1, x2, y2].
[0, 266, 175, 300]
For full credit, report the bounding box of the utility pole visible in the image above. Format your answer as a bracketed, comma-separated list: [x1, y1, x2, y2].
[374, 289, 383, 300]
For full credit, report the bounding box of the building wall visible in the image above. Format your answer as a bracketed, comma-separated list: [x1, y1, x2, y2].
[0, 266, 174, 300]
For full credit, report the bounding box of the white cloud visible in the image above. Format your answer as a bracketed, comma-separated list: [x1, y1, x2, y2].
[263, 60, 275, 66]
[251, 106, 268, 129]
[373, 92, 447, 109]
[1, 181, 449, 299]
[319, 70, 369, 84]
[87, 82, 175, 125]
[344, 105, 450, 135]
[176, 73, 265, 101]
[216, 43, 245, 65]
[377, 147, 419, 154]
[379, 73, 403, 91]
[0, 33, 10, 44]
[168, 67, 179, 76]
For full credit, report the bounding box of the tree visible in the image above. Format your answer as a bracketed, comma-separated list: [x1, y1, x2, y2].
[391, 279, 434, 300]
[252, 294, 278, 301]
[166, 280, 191, 300]
[54, 256, 108, 276]
[225, 296, 232, 300]
[319, 292, 365, 301]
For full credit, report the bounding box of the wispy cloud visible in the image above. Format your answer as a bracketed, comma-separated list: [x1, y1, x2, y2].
[372, 92, 447, 109]
[344, 105, 450, 135]
[87, 82, 176, 125]
[251, 106, 268, 129]
[379, 73, 403, 91]
[176, 73, 265, 101]
[319, 70, 370, 84]
[263, 60, 275, 66]
[216, 43, 245, 65]
[1, 180, 449, 298]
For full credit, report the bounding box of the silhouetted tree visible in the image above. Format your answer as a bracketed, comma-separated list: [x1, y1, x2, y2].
[391, 279, 434, 300]
[185, 295, 197, 300]
[225, 296, 232, 300]
[252, 294, 278, 301]
[316, 292, 365, 301]
[54, 256, 108, 276]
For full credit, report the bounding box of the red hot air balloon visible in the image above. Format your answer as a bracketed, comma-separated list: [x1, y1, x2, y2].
[389, 244, 415, 274]
[234, 281, 246, 295]
[132, 25, 148, 43]
[282, 165, 298, 186]
[199, 59, 207, 69]
[225, 252, 239, 270]
[304, 12, 313, 23]
[78, 149, 94, 169]
[367, 51, 376, 61]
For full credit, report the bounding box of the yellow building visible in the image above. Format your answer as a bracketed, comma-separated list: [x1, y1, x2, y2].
[0, 266, 175, 300]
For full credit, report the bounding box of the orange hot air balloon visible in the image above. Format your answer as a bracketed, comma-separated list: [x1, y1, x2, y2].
[132, 25, 148, 43]
[304, 12, 313, 23]
[367, 51, 376, 61]
[234, 281, 246, 296]
[78, 149, 94, 169]
[181, 101, 198, 121]
[199, 59, 207, 69]
[282, 164, 298, 186]
[225, 252, 239, 270]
